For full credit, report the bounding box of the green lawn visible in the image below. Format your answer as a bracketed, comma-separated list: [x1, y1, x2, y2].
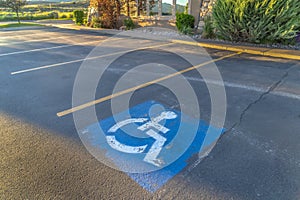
[0, 22, 42, 29]
[0, 11, 74, 21]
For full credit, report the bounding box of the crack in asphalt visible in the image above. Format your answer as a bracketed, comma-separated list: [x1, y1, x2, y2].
[179, 64, 297, 178]
[225, 64, 295, 134]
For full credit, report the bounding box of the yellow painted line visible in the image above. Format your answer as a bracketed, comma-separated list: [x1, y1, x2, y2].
[57, 52, 241, 117]
[263, 51, 300, 60]
[171, 40, 300, 61]
[172, 40, 228, 51]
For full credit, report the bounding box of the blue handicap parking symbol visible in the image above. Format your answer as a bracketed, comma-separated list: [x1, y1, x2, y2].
[82, 100, 224, 193]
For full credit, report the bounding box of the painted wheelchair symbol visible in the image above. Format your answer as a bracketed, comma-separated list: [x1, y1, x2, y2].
[106, 111, 177, 167]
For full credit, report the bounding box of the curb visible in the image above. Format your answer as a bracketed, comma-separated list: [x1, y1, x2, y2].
[42, 23, 121, 35]
[37, 22, 300, 61]
[0, 26, 45, 31]
[171, 40, 300, 61]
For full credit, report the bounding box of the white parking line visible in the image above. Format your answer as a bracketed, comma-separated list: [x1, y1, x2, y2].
[0, 35, 73, 46]
[106, 64, 300, 102]
[0, 28, 65, 40]
[186, 75, 300, 101]
[0, 40, 101, 57]
[272, 91, 300, 101]
[11, 42, 173, 75]
[0, 32, 102, 46]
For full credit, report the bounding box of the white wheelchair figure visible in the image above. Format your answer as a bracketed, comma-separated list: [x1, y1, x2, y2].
[106, 111, 177, 167]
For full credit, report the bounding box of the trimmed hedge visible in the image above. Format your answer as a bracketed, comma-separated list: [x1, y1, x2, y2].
[176, 13, 195, 34]
[212, 0, 300, 44]
[124, 18, 135, 30]
[73, 10, 84, 25]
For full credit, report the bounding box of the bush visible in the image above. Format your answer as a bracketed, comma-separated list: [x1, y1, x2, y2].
[202, 15, 215, 39]
[213, 0, 300, 44]
[176, 13, 194, 34]
[58, 12, 73, 19]
[60, 14, 67, 19]
[73, 10, 84, 25]
[90, 16, 102, 28]
[83, 18, 87, 25]
[180, 26, 193, 35]
[49, 12, 59, 19]
[124, 18, 135, 30]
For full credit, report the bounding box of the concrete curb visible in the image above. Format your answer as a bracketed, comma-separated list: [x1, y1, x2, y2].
[39, 22, 300, 61]
[0, 26, 45, 31]
[42, 23, 122, 35]
[171, 40, 300, 61]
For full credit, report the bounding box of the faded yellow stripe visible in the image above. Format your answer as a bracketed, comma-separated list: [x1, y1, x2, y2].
[171, 40, 300, 61]
[57, 52, 240, 117]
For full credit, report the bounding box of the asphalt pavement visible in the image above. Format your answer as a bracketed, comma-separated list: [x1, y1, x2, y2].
[0, 26, 300, 200]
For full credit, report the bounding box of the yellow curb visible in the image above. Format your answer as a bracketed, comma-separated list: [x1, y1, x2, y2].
[171, 40, 300, 61]
[263, 50, 300, 61]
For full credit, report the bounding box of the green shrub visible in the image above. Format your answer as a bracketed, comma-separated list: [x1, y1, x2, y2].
[202, 15, 215, 39]
[60, 14, 67, 18]
[91, 16, 102, 28]
[58, 12, 73, 19]
[124, 18, 135, 30]
[176, 13, 194, 34]
[181, 26, 193, 35]
[49, 12, 59, 19]
[73, 10, 84, 25]
[213, 0, 300, 44]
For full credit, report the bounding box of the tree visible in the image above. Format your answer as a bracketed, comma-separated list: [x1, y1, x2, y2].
[134, 0, 155, 16]
[120, 0, 155, 16]
[89, 0, 121, 28]
[0, 0, 27, 24]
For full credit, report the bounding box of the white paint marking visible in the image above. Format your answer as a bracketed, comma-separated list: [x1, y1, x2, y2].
[106, 111, 178, 167]
[188, 77, 300, 101]
[0, 40, 99, 57]
[272, 91, 300, 101]
[106, 135, 148, 153]
[105, 67, 300, 101]
[0, 35, 74, 46]
[0, 29, 65, 40]
[11, 42, 173, 75]
[0, 31, 102, 46]
[143, 129, 167, 167]
[11, 57, 92, 75]
[138, 111, 177, 134]
[108, 118, 148, 133]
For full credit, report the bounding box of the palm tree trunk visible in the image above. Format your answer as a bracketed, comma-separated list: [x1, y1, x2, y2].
[126, 0, 130, 16]
[16, 9, 20, 24]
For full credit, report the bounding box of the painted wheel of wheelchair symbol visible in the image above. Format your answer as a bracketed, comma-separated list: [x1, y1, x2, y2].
[72, 27, 227, 173]
[107, 111, 177, 167]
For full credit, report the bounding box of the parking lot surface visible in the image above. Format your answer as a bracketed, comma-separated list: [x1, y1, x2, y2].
[1, 26, 300, 199]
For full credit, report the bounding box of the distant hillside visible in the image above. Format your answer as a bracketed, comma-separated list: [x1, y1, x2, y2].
[152, 3, 186, 14]
[27, 1, 186, 14]
[28, 0, 77, 1]
[27, 0, 85, 3]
